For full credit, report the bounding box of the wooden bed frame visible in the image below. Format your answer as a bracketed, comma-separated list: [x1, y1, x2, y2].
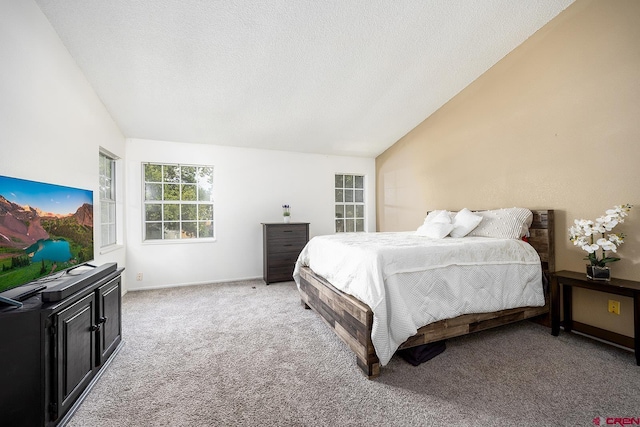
[298, 210, 555, 378]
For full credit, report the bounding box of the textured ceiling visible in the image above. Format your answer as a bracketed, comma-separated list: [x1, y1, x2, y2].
[35, 0, 574, 157]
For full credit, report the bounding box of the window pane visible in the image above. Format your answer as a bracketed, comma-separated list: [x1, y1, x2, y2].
[335, 174, 344, 188]
[146, 204, 162, 221]
[164, 222, 180, 239]
[104, 158, 112, 177]
[198, 204, 213, 221]
[101, 225, 109, 246]
[99, 176, 107, 199]
[355, 190, 364, 203]
[335, 189, 343, 203]
[181, 204, 197, 220]
[164, 183, 180, 200]
[164, 165, 180, 183]
[197, 184, 212, 202]
[345, 175, 354, 188]
[144, 164, 162, 182]
[199, 167, 214, 180]
[345, 205, 354, 218]
[145, 183, 162, 201]
[101, 202, 110, 222]
[355, 175, 364, 189]
[109, 203, 116, 222]
[103, 177, 114, 200]
[181, 166, 197, 183]
[197, 168, 213, 201]
[146, 223, 162, 240]
[182, 222, 197, 239]
[99, 156, 106, 176]
[335, 205, 344, 218]
[356, 205, 364, 218]
[356, 219, 364, 232]
[182, 184, 197, 201]
[345, 190, 353, 202]
[346, 219, 355, 232]
[335, 219, 344, 233]
[108, 224, 116, 245]
[164, 204, 179, 221]
[198, 222, 214, 238]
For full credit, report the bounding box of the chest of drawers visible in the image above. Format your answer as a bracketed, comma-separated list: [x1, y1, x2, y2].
[262, 222, 309, 284]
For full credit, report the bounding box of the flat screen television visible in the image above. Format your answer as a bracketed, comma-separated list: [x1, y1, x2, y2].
[0, 175, 94, 300]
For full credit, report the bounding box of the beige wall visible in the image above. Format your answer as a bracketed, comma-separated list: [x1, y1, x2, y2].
[376, 0, 640, 337]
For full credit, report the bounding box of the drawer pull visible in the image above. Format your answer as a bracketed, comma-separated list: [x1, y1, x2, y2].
[283, 230, 293, 233]
[283, 244, 292, 247]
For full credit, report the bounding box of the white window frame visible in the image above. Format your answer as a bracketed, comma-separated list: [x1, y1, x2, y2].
[99, 150, 118, 248]
[334, 173, 365, 233]
[142, 162, 215, 242]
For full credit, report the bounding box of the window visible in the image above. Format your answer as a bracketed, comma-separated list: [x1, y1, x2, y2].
[99, 152, 117, 247]
[143, 163, 214, 241]
[335, 174, 365, 232]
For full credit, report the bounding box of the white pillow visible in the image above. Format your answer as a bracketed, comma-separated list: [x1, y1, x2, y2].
[466, 208, 533, 239]
[422, 210, 450, 225]
[416, 222, 454, 239]
[416, 210, 453, 238]
[449, 208, 483, 238]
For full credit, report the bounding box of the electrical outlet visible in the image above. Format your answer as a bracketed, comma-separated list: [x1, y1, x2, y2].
[608, 300, 620, 315]
[136, 273, 143, 281]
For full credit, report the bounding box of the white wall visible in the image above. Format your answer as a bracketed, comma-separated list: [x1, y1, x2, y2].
[0, 1, 127, 286]
[126, 138, 375, 290]
[1, 0, 375, 293]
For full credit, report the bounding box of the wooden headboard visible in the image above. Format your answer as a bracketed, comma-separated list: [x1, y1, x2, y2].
[528, 209, 555, 275]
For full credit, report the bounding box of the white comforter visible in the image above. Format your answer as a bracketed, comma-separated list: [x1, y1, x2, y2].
[293, 232, 544, 366]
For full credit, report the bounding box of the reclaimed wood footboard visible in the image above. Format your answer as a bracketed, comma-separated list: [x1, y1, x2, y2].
[299, 266, 380, 377]
[299, 266, 549, 379]
[298, 210, 554, 379]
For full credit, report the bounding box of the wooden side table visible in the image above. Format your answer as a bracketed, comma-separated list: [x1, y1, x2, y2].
[550, 270, 640, 365]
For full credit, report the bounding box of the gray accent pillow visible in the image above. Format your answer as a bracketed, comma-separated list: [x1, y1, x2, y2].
[466, 208, 533, 239]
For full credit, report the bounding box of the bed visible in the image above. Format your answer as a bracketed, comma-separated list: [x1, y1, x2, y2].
[293, 209, 555, 378]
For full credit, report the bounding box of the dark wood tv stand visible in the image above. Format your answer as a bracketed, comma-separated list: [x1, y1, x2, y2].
[0, 263, 124, 426]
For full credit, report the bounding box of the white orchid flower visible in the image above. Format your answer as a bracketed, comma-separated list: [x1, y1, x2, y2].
[569, 205, 632, 263]
[572, 236, 588, 246]
[614, 205, 632, 217]
[581, 243, 599, 253]
[569, 225, 583, 240]
[609, 234, 624, 245]
[597, 238, 617, 252]
[604, 219, 618, 231]
[596, 215, 618, 231]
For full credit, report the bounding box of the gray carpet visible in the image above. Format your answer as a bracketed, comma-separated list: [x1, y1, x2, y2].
[67, 280, 640, 427]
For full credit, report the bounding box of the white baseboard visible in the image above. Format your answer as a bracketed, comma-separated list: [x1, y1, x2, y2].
[126, 276, 264, 292]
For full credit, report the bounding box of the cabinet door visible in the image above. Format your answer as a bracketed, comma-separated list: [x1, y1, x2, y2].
[54, 292, 96, 418]
[97, 277, 122, 365]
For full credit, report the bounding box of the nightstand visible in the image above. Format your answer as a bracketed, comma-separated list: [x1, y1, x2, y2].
[550, 270, 640, 365]
[262, 223, 309, 284]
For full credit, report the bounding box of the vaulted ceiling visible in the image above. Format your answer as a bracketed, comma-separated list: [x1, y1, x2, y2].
[35, 0, 574, 157]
